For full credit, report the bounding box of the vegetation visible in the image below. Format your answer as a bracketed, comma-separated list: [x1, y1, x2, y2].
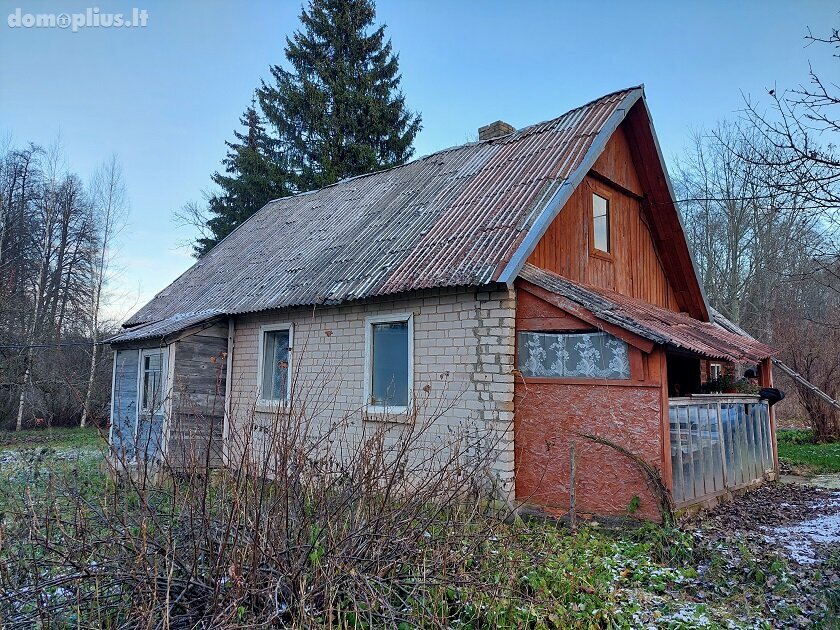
[0, 427, 836, 628]
[190, 102, 294, 256]
[673, 24, 840, 443]
[188, 0, 422, 255]
[778, 429, 840, 474]
[0, 144, 125, 431]
[0, 425, 105, 450]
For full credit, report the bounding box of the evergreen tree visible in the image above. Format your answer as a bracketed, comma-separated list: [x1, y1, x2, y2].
[194, 102, 292, 256]
[259, 0, 421, 191]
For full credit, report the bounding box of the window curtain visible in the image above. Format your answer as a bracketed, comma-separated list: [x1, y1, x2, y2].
[517, 331, 630, 379]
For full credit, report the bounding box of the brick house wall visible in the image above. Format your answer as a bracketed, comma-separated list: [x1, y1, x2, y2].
[225, 286, 517, 497]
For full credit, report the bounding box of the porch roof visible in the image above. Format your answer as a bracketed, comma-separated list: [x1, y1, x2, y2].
[106, 310, 224, 344]
[518, 264, 775, 364]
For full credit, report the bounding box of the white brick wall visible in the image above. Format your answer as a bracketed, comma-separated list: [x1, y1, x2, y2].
[226, 286, 517, 496]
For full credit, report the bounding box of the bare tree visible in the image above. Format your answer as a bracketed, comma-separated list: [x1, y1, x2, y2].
[0, 139, 105, 430]
[673, 122, 822, 337]
[80, 156, 127, 428]
[675, 24, 840, 442]
[741, 24, 840, 286]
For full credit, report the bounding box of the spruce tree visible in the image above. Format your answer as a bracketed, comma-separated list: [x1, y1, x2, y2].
[259, 0, 421, 191]
[195, 102, 292, 256]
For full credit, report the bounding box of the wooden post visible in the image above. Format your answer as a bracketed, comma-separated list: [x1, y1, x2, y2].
[759, 358, 779, 476]
[569, 443, 577, 533]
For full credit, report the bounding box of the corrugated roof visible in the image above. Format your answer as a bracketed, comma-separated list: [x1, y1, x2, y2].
[125, 87, 643, 328]
[107, 310, 224, 344]
[519, 264, 775, 364]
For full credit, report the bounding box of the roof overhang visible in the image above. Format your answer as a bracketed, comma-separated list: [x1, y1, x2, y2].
[517, 265, 775, 365]
[107, 310, 225, 346]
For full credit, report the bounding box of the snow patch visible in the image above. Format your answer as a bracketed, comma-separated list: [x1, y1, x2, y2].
[764, 497, 840, 564]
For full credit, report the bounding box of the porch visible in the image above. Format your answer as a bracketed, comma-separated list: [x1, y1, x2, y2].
[668, 396, 776, 506]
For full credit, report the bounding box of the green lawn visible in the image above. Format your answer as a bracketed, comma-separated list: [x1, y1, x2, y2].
[777, 429, 840, 474]
[0, 425, 107, 451]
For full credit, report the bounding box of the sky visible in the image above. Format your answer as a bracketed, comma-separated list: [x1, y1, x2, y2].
[1, 0, 837, 321]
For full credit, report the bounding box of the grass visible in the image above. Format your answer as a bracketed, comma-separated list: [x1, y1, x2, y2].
[0, 425, 107, 451]
[777, 429, 840, 474]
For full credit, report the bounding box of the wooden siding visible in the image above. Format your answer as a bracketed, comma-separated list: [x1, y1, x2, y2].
[591, 125, 643, 197]
[526, 122, 679, 311]
[169, 331, 227, 467]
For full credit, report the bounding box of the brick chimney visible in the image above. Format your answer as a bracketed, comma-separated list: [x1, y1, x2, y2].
[478, 120, 515, 141]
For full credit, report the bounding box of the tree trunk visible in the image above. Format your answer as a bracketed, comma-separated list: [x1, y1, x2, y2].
[15, 359, 31, 431]
[80, 330, 98, 428]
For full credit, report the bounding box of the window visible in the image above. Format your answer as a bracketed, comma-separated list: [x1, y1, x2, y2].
[710, 363, 722, 380]
[141, 350, 164, 411]
[366, 314, 413, 411]
[592, 193, 610, 253]
[259, 325, 292, 403]
[517, 331, 630, 379]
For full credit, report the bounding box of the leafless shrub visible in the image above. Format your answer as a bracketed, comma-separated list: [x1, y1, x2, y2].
[0, 360, 526, 628]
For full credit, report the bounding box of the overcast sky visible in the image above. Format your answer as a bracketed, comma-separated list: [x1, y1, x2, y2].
[2, 0, 837, 321]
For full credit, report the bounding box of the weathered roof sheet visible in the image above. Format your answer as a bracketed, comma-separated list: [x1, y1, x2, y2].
[519, 264, 775, 364]
[107, 310, 224, 344]
[125, 87, 643, 328]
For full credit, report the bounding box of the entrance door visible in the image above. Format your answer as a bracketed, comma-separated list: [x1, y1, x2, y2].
[135, 348, 168, 462]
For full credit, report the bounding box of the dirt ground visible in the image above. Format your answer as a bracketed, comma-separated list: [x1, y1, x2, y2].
[683, 480, 840, 627]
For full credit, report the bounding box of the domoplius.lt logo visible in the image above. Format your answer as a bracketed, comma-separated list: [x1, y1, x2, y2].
[7, 7, 149, 32]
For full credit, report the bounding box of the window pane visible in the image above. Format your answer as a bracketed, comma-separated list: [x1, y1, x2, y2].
[146, 352, 161, 372]
[262, 330, 290, 401]
[371, 321, 409, 407]
[592, 193, 610, 252]
[517, 331, 629, 379]
[142, 352, 163, 410]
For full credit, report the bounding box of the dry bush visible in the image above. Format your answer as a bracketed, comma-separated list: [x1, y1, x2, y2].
[0, 368, 525, 628]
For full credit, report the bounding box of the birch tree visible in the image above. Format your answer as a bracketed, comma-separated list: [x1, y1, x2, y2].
[81, 157, 126, 427]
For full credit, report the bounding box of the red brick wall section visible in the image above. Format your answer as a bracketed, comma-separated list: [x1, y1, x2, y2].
[514, 381, 664, 521]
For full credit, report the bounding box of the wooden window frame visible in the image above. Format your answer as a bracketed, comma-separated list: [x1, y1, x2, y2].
[138, 347, 167, 415]
[589, 182, 614, 261]
[256, 322, 294, 411]
[364, 313, 414, 418]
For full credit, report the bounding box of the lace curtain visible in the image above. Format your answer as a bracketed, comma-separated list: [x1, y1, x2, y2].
[517, 331, 630, 379]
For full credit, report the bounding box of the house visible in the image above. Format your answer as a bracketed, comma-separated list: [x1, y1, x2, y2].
[108, 86, 777, 519]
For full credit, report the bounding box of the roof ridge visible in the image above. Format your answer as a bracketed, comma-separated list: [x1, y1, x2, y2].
[265, 85, 645, 204]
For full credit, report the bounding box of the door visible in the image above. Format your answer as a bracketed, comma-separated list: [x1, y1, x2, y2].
[135, 348, 168, 462]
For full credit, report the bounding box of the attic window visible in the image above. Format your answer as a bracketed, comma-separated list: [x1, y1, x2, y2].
[592, 193, 610, 253]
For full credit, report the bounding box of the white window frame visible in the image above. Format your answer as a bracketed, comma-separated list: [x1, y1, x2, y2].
[256, 322, 294, 411]
[710, 363, 722, 380]
[364, 313, 414, 416]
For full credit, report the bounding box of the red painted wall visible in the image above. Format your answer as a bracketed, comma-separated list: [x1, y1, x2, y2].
[513, 284, 669, 521]
[514, 381, 664, 521]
